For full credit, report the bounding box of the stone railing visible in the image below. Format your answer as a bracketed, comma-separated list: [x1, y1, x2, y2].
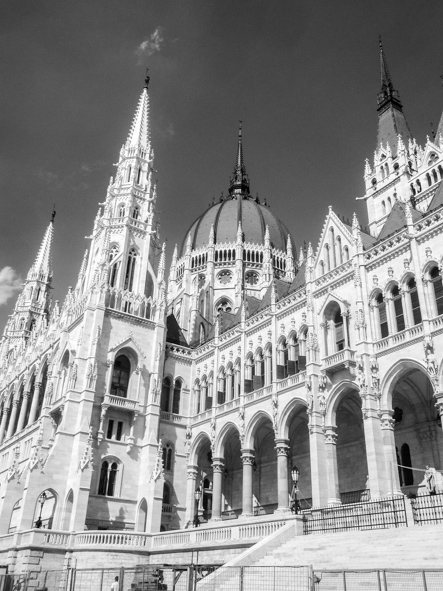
[216, 398, 240, 415]
[244, 384, 273, 403]
[103, 394, 139, 412]
[74, 531, 150, 549]
[375, 324, 423, 354]
[276, 372, 306, 392]
[160, 411, 185, 424]
[323, 348, 355, 372]
[106, 287, 155, 321]
[150, 516, 287, 549]
[192, 409, 213, 424]
[430, 314, 443, 332]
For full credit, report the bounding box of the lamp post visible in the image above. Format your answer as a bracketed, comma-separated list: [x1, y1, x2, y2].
[290, 466, 300, 514]
[35, 491, 47, 528]
[194, 487, 201, 527]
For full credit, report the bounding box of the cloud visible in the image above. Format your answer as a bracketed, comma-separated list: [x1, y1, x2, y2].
[136, 27, 164, 62]
[0, 267, 22, 306]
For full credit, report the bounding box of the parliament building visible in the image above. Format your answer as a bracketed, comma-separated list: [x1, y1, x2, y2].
[0, 43, 442, 573]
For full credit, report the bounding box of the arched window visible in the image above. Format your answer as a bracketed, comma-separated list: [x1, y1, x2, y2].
[136, 167, 142, 184]
[264, 346, 273, 385]
[334, 308, 345, 351]
[24, 373, 36, 427]
[376, 293, 389, 338]
[430, 266, 443, 316]
[35, 364, 48, 420]
[343, 246, 349, 262]
[124, 249, 137, 291]
[217, 370, 226, 405]
[111, 355, 130, 398]
[244, 356, 254, 393]
[382, 200, 386, 216]
[8, 499, 22, 533]
[161, 378, 171, 412]
[400, 443, 414, 486]
[336, 236, 343, 265]
[33, 490, 56, 529]
[10, 385, 24, 437]
[277, 339, 288, 379]
[199, 324, 205, 345]
[118, 204, 126, 218]
[215, 298, 233, 314]
[98, 460, 119, 497]
[126, 166, 132, 182]
[407, 278, 421, 325]
[391, 285, 405, 332]
[288, 334, 301, 375]
[172, 379, 181, 414]
[387, 197, 392, 211]
[253, 352, 264, 390]
[163, 483, 171, 506]
[132, 206, 140, 220]
[162, 444, 173, 472]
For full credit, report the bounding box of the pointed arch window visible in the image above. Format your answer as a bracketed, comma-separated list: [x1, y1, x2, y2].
[162, 444, 173, 472]
[334, 308, 345, 351]
[430, 266, 443, 316]
[124, 248, 137, 291]
[172, 379, 181, 414]
[253, 353, 264, 390]
[277, 339, 288, 379]
[161, 378, 171, 412]
[98, 460, 119, 496]
[217, 370, 226, 405]
[111, 355, 130, 398]
[244, 357, 254, 394]
[118, 204, 126, 218]
[407, 278, 421, 325]
[376, 293, 389, 338]
[391, 285, 405, 332]
[132, 206, 140, 220]
[288, 335, 300, 375]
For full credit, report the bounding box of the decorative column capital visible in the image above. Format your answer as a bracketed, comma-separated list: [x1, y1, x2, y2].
[323, 425, 338, 445]
[212, 457, 225, 473]
[380, 409, 395, 431]
[241, 448, 255, 465]
[187, 465, 198, 480]
[275, 438, 290, 456]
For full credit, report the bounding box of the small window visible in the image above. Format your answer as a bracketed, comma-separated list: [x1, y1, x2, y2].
[116, 421, 123, 441]
[106, 420, 114, 439]
[376, 293, 389, 338]
[98, 460, 119, 497]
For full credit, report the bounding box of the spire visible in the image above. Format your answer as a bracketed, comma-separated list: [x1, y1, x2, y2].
[228, 121, 250, 197]
[27, 216, 54, 281]
[376, 38, 412, 155]
[126, 74, 151, 150]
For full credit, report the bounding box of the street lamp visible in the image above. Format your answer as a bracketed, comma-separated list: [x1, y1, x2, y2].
[290, 466, 300, 514]
[194, 487, 201, 528]
[35, 491, 47, 528]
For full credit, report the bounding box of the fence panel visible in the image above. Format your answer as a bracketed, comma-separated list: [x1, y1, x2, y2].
[304, 497, 407, 535]
[383, 569, 426, 591]
[0, 573, 29, 591]
[410, 493, 443, 525]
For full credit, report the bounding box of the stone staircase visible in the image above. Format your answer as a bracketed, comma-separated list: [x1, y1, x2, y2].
[251, 523, 443, 570]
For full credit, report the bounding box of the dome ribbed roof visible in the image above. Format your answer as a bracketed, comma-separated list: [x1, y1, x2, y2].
[180, 196, 294, 256]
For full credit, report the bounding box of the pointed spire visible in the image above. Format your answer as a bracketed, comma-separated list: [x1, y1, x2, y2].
[376, 38, 412, 155]
[27, 216, 54, 281]
[298, 246, 305, 266]
[286, 234, 293, 255]
[228, 121, 250, 197]
[126, 75, 151, 150]
[171, 244, 178, 266]
[75, 249, 89, 291]
[236, 221, 243, 244]
[158, 242, 166, 283]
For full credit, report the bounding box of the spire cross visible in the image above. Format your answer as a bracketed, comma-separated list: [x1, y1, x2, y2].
[144, 68, 150, 90]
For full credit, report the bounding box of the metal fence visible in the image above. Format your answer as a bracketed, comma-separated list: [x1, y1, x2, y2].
[313, 569, 443, 591]
[0, 566, 442, 591]
[303, 496, 407, 535]
[410, 492, 443, 525]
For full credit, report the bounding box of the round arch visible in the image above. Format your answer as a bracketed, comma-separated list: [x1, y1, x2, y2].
[380, 358, 432, 411]
[215, 421, 241, 458]
[325, 379, 359, 426]
[188, 430, 211, 467]
[278, 397, 308, 439]
[244, 409, 274, 449]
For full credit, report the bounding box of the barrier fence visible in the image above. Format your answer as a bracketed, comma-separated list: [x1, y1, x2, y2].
[410, 492, 443, 524]
[0, 566, 441, 591]
[303, 496, 407, 534]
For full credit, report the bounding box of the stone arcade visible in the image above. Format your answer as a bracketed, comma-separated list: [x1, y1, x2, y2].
[0, 43, 443, 573]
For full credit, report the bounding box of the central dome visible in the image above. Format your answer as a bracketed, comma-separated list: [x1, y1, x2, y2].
[181, 196, 293, 256]
[180, 123, 295, 257]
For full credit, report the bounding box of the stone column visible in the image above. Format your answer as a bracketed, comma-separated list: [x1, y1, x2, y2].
[185, 465, 198, 525]
[16, 391, 31, 432]
[324, 425, 341, 504]
[308, 410, 329, 507]
[28, 382, 42, 425]
[6, 398, 20, 440]
[361, 393, 389, 498]
[342, 310, 350, 348]
[380, 410, 402, 495]
[241, 449, 255, 517]
[211, 457, 224, 521]
[0, 406, 10, 442]
[275, 439, 290, 511]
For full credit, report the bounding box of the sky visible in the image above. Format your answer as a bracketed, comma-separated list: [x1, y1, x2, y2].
[0, 0, 443, 329]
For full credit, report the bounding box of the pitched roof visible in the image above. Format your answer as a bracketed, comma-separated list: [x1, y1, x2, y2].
[377, 201, 423, 242]
[166, 314, 188, 346]
[427, 181, 443, 211]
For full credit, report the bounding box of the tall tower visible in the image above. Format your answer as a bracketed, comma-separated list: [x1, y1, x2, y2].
[0, 215, 54, 364]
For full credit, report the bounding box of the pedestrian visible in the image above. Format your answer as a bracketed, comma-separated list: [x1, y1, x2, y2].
[110, 575, 119, 591]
